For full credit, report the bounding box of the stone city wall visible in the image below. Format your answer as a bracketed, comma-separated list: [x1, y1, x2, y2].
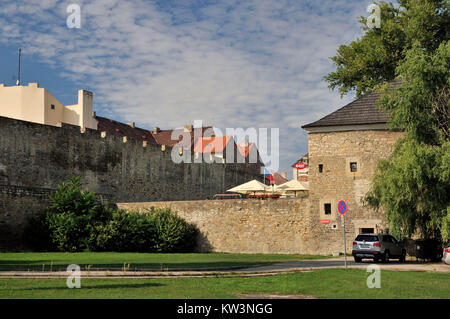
[0, 115, 261, 250]
[117, 198, 327, 255]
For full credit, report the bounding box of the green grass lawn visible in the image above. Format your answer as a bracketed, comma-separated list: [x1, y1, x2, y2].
[0, 252, 330, 271]
[0, 269, 448, 299]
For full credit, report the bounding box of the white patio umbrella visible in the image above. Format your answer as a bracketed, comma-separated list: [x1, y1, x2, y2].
[226, 179, 270, 194]
[274, 180, 309, 197]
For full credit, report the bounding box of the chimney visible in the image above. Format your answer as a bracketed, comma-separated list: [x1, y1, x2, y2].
[153, 127, 160, 134]
[281, 172, 287, 179]
[78, 90, 93, 129]
[184, 124, 193, 132]
[127, 122, 135, 128]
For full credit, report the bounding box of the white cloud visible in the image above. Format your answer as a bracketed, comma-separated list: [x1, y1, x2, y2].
[0, 0, 367, 176]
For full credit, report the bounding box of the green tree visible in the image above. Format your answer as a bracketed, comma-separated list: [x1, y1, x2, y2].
[46, 176, 111, 251]
[41, 177, 198, 252]
[366, 41, 449, 241]
[324, 0, 449, 97]
[378, 42, 450, 144]
[152, 207, 197, 253]
[325, 0, 450, 241]
[366, 139, 450, 240]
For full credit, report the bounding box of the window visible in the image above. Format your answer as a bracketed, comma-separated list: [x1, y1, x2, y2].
[50, 104, 55, 110]
[346, 158, 361, 177]
[355, 235, 379, 242]
[389, 236, 398, 244]
[383, 236, 393, 243]
[318, 164, 323, 173]
[360, 228, 374, 234]
[324, 203, 331, 215]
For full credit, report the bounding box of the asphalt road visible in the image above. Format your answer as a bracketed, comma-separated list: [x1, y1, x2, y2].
[241, 257, 450, 273]
[0, 257, 448, 278]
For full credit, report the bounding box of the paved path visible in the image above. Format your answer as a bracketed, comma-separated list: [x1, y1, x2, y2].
[0, 257, 448, 278]
[241, 257, 450, 273]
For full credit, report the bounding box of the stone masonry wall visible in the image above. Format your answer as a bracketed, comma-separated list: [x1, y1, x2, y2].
[0, 116, 261, 250]
[0, 185, 51, 250]
[307, 129, 404, 253]
[117, 198, 316, 254]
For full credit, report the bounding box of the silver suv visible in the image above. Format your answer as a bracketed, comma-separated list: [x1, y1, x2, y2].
[352, 234, 406, 263]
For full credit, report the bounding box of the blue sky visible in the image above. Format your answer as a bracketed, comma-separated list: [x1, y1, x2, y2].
[0, 0, 375, 177]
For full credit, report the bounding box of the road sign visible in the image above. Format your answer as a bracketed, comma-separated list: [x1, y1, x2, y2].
[337, 200, 348, 268]
[321, 219, 330, 225]
[337, 200, 347, 215]
[295, 162, 306, 170]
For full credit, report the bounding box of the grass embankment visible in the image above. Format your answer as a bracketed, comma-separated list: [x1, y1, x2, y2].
[0, 269, 448, 299]
[0, 252, 329, 271]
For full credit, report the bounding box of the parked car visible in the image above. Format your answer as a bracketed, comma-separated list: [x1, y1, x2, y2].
[212, 193, 244, 200]
[245, 193, 281, 199]
[415, 238, 443, 262]
[442, 245, 450, 265]
[352, 234, 406, 263]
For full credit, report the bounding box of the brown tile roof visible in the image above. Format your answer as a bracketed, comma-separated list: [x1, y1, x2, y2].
[153, 127, 214, 148]
[96, 116, 157, 143]
[96, 116, 213, 149]
[302, 80, 402, 129]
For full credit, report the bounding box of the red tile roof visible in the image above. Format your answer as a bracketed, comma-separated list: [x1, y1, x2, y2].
[96, 116, 213, 149]
[193, 136, 232, 153]
[95, 116, 262, 160]
[272, 172, 288, 185]
[237, 143, 255, 158]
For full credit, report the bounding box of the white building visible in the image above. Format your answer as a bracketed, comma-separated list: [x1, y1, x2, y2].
[0, 83, 98, 130]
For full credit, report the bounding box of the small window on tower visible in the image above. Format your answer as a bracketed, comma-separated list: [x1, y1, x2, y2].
[319, 164, 323, 173]
[50, 104, 55, 110]
[350, 162, 357, 172]
[324, 203, 331, 215]
[360, 228, 374, 234]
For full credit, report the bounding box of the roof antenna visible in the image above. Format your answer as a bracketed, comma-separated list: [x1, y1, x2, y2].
[16, 48, 21, 86]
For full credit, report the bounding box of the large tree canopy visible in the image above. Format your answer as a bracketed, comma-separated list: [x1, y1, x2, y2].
[366, 138, 450, 239]
[379, 41, 450, 144]
[324, 0, 449, 98]
[325, 0, 450, 241]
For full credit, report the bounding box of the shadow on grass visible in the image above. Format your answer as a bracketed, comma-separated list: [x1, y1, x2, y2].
[13, 282, 164, 291]
[0, 261, 272, 271]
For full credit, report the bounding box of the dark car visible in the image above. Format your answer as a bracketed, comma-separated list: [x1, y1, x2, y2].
[415, 238, 443, 262]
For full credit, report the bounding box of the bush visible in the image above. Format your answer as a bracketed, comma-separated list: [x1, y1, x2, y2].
[45, 176, 112, 252]
[93, 210, 158, 252]
[93, 208, 197, 253]
[23, 211, 54, 251]
[153, 208, 197, 253]
[32, 177, 198, 252]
